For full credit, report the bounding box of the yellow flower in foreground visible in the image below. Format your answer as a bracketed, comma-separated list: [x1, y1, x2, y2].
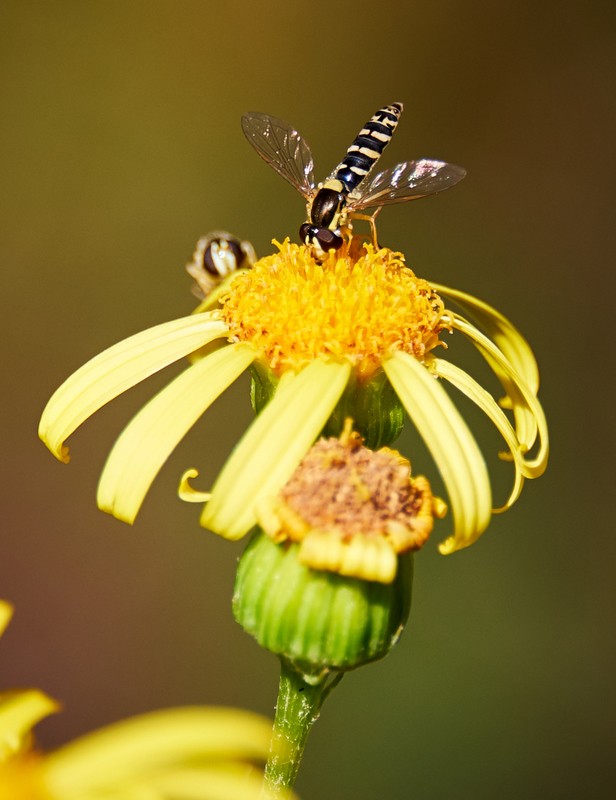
[39, 240, 547, 555]
[0, 601, 290, 800]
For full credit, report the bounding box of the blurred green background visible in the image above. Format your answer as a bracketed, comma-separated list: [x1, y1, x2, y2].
[2, 1, 614, 797]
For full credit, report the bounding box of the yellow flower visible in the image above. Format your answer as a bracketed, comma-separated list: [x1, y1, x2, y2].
[39, 239, 547, 555]
[0, 600, 291, 800]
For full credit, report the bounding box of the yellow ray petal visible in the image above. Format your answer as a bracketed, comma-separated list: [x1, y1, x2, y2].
[192, 269, 251, 314]
[433, 358, 525, 511]
[39, 313, 228, 462]
[202, 359, 351, 540]
[451, 315, 548, 478]
[0, 601, 13, 637]
[383, 351, 492, 554]
[0, 690, 59, 758]
[483, 353, 538, 454]
[44, 707, 272, 797]
[149, 766, 296, 800]
[435, 284, 540, 448]
[432, 282, 539, 391]
[460, 322, 539, 452]
[97, 343, 255, 524]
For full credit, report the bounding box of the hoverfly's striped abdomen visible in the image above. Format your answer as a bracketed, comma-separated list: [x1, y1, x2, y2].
[333, 102, 403, 194]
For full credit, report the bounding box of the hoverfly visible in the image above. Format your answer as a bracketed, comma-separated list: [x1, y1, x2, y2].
[242, 102, 466, 257]
[186, 230, 256, 300]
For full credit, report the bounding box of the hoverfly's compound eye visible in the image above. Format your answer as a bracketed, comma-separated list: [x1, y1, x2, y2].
[299, 224, 343, 254]
[314, 228, 343, 253]
[203, 237, 244, 276]
[299, 223, 312, 245]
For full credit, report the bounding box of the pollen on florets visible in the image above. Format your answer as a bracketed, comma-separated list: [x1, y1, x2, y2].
[256, 422, 445, 583]
[221, 239, 446, 379]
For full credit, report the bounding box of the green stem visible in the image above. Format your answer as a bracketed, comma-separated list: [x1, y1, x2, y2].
[262, 658, 343, 796]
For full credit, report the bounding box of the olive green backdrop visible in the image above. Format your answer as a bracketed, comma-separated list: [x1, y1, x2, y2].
[2, 1, 614, 798]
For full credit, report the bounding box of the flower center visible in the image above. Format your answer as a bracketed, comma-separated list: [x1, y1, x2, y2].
[221, 239, 445, 378]
[278, 431, 433, 544]
[256, 422, 444, 582]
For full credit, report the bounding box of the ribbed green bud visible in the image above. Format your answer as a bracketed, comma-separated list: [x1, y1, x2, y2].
[250, 361, 279, 416]
[321, 368, 405, 449]
[233, 530, 413, 680]
[250, 364, 405, 449]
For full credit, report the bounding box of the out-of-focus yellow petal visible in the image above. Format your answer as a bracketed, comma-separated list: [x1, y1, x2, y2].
[0, 602, 12, 637]
[97, 343, 255, 524]
[383, 351, 492, 554]
[433, 358, 525, 511]
[148, 765, 297, 800]
[43, 707, 272, 798]
[0, 690, 59, 759]
[202, 359, 351, 540]
[452, 316, 548, 478]
[39, 313, 228, 462]
[432, 282, 540, 391]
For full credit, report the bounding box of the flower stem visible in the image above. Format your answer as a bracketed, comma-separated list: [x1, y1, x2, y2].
[262, 658, 343, 796]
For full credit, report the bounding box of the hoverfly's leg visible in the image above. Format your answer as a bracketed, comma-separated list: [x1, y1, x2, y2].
[343, 219, 375, 261]
[342, 218, 353, 245]
[350, 208, 383, 248]
[368, 208, 383, 247]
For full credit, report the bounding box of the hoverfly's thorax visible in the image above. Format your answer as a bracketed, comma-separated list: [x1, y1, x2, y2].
[310, 186, 345, 230]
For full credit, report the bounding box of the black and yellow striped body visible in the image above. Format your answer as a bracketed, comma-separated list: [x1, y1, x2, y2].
[333, 102, 403, 195]
[243, 101, 466, 259]
[301, 102, 403, 255]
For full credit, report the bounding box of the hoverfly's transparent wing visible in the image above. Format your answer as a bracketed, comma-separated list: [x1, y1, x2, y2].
[241, 112, 316, 198]
[352, 159, 467, 211]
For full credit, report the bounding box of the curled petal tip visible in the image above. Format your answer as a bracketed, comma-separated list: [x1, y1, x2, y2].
[38, 421, 70, 463]
[38, 314, 230, 470]
[178, 469, 211, 504]
[438, 537, 456, 555]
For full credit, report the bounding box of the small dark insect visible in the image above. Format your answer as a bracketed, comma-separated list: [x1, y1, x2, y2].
[186, 231, 256, 300]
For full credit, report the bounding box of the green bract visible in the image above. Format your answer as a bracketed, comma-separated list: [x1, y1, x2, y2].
[252, 364, 405, 450]
[233, 532, 413, 678]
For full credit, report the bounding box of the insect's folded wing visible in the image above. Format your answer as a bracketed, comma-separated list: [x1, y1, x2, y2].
[241, 112, 316, 197]
[352, 159, 467, 210]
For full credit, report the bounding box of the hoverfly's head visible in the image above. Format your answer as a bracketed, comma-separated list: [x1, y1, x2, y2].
[299, 223, 344, 258]
[301, 183, 346, 257]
